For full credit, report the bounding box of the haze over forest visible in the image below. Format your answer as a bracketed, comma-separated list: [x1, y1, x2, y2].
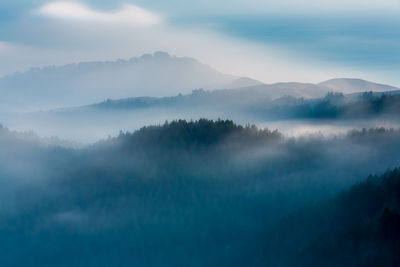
[0, 0, 400, 266]
[1, 52, 399, 143]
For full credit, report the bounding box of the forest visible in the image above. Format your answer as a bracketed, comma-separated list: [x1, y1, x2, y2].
[250, 91, 400, 120]
[0, 119, 399, 266]
[91, 90, 400, 120]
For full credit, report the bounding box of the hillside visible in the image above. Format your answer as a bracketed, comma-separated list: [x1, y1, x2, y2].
[72, 79, 400, 112]
[225, 77, 264, 89]
[0, 120, 400, 266]
[0, 52, 238, 111]
[2, 51, 397, 113]
[319, 78, 399, 93]
[61, 85, 400, 119]
[300, 168, 400, 266]
[4, 86, 400, 143]
[72, 82, 333, 111]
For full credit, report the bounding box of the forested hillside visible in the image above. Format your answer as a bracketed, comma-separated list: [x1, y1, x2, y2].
[91, 90, 400, 120]
[303, 168, 400, 266]
[268, 168, 400, 266]
[0, 120, 399, 266]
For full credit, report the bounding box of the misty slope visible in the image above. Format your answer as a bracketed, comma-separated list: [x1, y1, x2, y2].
[6, 86, 400, 143]
[1, 120, 400, 266]
[240, 82, 330, 99]
[319, 78, 399, 93]
[250, 91, 400, 120]
[66, 82, 332, 111]
[224, 77, 264, 89]
[59, 84, 400, 119]
[2, 49, 395, 113]
[255, 167, 400, 267]
[305, 168, 400, 266]
[0, 52, 238, 111]
[285, 168, 400, 266]
[79, 79, 398, 112]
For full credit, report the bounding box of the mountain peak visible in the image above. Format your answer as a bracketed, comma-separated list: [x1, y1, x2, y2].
[0, 52, 237, 111]
[153, 51, 171, 59]
[319, 78, 399, 93]
[225, 77, 264, 89]
[136, 51, 172, 61]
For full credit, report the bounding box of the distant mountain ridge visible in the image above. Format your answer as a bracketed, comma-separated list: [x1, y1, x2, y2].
[4, 77, 400, 143]
[0, 52, 245, 111]
[51, 78, 400, 114]
[225, 77, 264, 89]
[319, 78, 399, 93]
[55, 82, 329, 113]
[0, 48, 398, 113]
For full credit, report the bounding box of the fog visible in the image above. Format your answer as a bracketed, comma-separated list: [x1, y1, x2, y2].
[0, 59, 399, 266]
[0, 120, 399, 266]
[1, 87, 400, 144]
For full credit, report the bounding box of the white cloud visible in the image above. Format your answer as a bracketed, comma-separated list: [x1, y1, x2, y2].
[35, 1, 162, 26]
[0, 21, 398, 87]
[1, 2, 399, 87]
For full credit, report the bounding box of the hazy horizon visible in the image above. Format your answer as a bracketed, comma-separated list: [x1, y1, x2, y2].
[1, 1, 400, 86]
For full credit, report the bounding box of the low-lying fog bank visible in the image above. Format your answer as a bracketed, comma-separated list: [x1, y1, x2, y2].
[2, 90, 400, 143]
[2, 110, 400, 144]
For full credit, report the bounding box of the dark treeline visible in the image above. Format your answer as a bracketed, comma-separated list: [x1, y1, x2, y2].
[23, 89, 400, 143]
[0, 119, 400, 266]
[89, 90, 400, 121]
[105, 119, 282, 151]
[250, 91, 400, 120]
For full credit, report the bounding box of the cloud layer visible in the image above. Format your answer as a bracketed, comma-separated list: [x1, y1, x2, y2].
[36, 1, 161, 26]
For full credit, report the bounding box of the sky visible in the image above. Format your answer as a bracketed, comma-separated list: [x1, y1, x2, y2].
[0, 0, 399, 86]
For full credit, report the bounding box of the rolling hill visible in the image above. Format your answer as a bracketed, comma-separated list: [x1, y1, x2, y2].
[0, 52, 241, 111]
[319, 78, 399, 94]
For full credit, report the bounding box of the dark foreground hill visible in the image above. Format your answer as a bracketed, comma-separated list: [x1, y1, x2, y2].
[264, 168, 400, 266]
[304, 168, 400, 266]
[0, 120, 399, 266]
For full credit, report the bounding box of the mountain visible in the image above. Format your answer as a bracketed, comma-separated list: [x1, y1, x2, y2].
[4, 79, 400, 143]
[92, 81, 331, 108]
[57, 82, 331, 113]
[66, 79, 400, 113]
[240, 82, 330, 99]
[3, 51, 394, 113]
[225, 77, 264, 89]
[0, 52, 238, 111]
[2, 83, 327, 143]
[319, 78, 399, 94]
[3, 73, 400, 143]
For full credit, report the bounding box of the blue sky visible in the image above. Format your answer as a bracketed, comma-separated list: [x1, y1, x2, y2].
[177, 15, 400, 67]
[0, 0, 399, 85]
